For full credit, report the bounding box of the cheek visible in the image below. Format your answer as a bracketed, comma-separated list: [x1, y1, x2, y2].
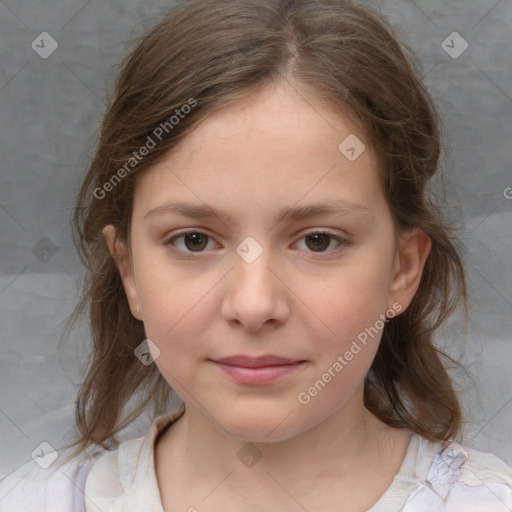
[141, 281, 211, 342]
[135, 246, 213, 330]
[142, 293, 208, 391]
[294, 270, 387, 420]
[307, 257, 391, 347]
[135, 261, 221, 383]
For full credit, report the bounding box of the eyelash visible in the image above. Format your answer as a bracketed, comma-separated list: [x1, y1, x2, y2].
[164, 229, 350, 258]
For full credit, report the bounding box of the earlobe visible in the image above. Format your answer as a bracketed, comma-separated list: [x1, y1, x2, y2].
[388, 227, 431, 313]
[102, 225, 143, 321]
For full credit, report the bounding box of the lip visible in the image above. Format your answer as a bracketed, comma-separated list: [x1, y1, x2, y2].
[214, 355, 301, 367]
[210, 355, 306, 385]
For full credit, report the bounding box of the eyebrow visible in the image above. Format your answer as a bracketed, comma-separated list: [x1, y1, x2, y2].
[144, 199, 372, 224]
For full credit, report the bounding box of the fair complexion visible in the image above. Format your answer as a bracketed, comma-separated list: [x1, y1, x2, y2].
[104, 79, 431, 511]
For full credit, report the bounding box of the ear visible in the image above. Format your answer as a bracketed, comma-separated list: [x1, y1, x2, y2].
[103, 225, 143, 321]
[387, 227, 431, 314]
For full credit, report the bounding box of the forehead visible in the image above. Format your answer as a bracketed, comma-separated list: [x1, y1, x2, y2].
[133, 80, 386, 221]
[181, 80, 370, 156]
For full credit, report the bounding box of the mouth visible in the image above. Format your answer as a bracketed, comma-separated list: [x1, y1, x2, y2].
[209, 355, 306, 385]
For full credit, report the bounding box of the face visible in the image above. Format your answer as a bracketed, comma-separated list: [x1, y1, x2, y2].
[107, 80, 430, 442]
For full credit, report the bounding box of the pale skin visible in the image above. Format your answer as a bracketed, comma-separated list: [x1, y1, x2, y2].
[104, 79, 431, 511]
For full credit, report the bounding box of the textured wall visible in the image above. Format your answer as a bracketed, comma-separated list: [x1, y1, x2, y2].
[0, 0, 511, 481]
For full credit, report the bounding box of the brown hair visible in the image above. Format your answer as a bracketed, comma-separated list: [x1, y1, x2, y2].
[59, 0, 469, 467]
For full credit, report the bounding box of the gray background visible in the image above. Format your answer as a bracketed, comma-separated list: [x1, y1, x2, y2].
[0, 0, 511, 481]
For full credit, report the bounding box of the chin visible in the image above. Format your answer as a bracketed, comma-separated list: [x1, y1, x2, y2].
[224, 423, 294, 444]
[217, 406, 304, 444]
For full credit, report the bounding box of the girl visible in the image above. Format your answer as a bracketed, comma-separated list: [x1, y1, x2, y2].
[1, 0, 511, 510]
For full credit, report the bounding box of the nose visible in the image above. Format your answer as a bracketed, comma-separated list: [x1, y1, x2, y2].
[220, 238, 290, 333]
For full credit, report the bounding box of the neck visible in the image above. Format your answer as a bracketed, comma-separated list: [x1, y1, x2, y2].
[156, 389, 394, 499]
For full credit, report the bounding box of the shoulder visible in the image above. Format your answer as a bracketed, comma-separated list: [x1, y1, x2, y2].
[0, 408, 183, 511]
[83, 429, 164, 510]
[0, 449, 103, 512]
[83, 435, 145, 501]
[83, 408, 185, 509]
[404, 437, 512, 511]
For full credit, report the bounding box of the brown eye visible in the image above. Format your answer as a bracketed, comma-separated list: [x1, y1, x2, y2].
[304, 233, 331, 252]
[167, 231, 215, 253]
[296, 231, 348, 254]
[183, 232, 209, 251]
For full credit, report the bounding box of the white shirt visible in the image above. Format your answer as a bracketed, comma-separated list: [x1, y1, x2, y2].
[1, 403, 512, 511]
